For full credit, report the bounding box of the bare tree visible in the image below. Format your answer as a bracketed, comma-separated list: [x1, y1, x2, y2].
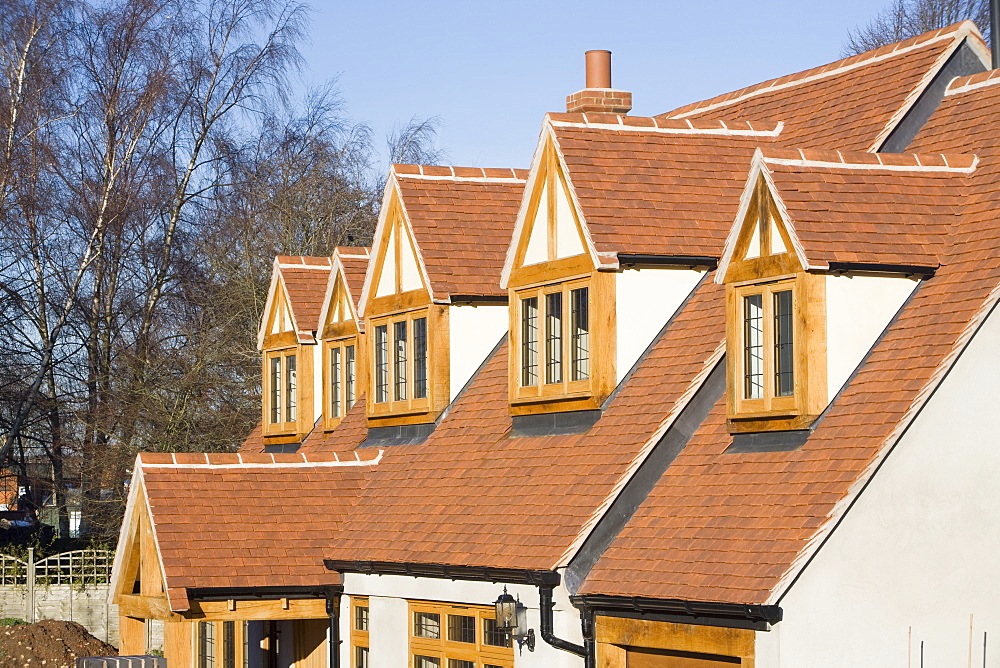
[387, 115, 446, 166]
[843, 0, 990, 56]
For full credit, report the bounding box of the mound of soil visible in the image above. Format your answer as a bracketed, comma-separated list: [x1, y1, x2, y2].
[0, 619, 116, 667]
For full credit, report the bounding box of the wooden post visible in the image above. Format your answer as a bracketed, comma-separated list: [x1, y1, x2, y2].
[119, 615, 146, 655]
[164, 620, 194, 668]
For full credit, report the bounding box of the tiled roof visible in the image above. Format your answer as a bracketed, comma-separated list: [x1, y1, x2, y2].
[661, 22, 986, 151]
[298, 395, 370, 455]
[275, 256, 333, 340]
[335, 247, 371, 311]
[327, 277, 725, 569]
[393, 165, 527, 298]
[238, 422, 264, 453]
[755, 147, 972, 269]
[580, 68, 1000, 605]
[547, 115, 781, 259]
[138, 451, 380, 611]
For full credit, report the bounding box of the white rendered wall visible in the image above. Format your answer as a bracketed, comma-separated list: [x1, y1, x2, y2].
[756, 299, 1000, 667]
[340, 573, 584, 668]
[615, 269, 704, 383]
[826, 275, 918, 401]
[449, 304, 509, 401]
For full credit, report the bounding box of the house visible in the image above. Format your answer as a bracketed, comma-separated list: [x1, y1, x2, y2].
[111, 19, 1000, 668]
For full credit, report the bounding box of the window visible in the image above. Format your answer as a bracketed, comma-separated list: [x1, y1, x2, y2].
[325, 338, 358, 428]
[394, 320, 408, 400]
[355, 604, 369, 631]
[409, 601, 513, 668]
[513, 278, 604, 411]
[284, 354, 296, 422]
[197, 621, 247, 668]
[199, 621, 215, 668]
[570, 287, 589, 381]
[414, 317, 428, 399]
[369, 309, 432, 418]
[447, 615, 476, 643]
[264, 349, 299, 433]
[727, 275, 826, 432]
[521, 297, 539, 387]
[415, 611, 442, 638]
[375, 325, 389, 403]
[482, 618, 511, 648]
[351, 597, 369, 668]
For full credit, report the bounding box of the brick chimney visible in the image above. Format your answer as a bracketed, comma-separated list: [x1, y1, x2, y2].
[566, 50, 632, 114]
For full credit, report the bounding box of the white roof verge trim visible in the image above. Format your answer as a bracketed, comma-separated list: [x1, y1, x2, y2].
[549, 118, 784, 137]
[140, 450, 384, 469]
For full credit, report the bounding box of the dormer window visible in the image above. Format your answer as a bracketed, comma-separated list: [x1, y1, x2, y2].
[328, 341, 356, 419]
[266, 349, 297, 430]
[721, 172, 826, 433]
[371, 309, 431, 413]
[518, 283, 590, 390]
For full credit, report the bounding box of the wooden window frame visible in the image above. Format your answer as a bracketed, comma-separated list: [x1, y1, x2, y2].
[726, 272, 826, 433]
[262, 347, 299, 437]
[509, 271, 614, 415]
[351, 596, 370, 668]
[323, 336, 359, 431]
[408, 600, 513, 668]
[368, 307, 437, 421]
[195, 620, 248, 668]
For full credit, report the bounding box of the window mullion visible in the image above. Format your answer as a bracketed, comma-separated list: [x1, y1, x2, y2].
[762, 287, 776, 409]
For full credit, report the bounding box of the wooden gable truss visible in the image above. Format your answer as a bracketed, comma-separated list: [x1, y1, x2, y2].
[258, 266, 302, 351]
[502, 129, 600, 290]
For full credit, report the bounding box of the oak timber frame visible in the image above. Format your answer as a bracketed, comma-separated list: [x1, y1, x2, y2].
[112, 478, 332, 667]
[321, 271, 364, 431]
[722, 175, 827, 433]
[594, 616, 755, 668]
[363, 185, 451, 427]
[506, 137, 615, 416]
[407, 599, 514, 668]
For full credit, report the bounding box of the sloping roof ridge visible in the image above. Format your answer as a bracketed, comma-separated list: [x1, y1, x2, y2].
[761, 147, 978, 173]
[946, 68, 1000, 95]
[392, 163, 527, 183]
[547, 113, 783, 136]
[276, 255, 334, 269]
[664, 21, 977, 119]
[137, 449, 383, 469]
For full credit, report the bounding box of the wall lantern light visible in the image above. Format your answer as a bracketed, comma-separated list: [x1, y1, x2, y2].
[493, 587, 535, 652]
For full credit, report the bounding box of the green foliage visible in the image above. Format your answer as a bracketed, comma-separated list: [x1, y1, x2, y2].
[0, 618, 26, 626]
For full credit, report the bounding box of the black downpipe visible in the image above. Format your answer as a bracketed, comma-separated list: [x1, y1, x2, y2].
[327, 592, 341, 668]
[539, 585, 587, 659]
[993, 0, 1000, 69]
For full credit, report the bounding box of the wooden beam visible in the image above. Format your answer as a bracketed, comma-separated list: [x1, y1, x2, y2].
[184, 597, 330, 621]
[595, 616, 754, 661]
[119, 615, 146, 655]
[164, 620, 194, 668]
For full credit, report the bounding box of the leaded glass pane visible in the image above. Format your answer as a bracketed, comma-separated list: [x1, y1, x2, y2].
[414, 317, 428, 399]
[521, 297, 538, 386]
[545, 292, 563, 384]
[570, 287, 589, 381]
[774, 290, 794, 396]
[744, 294, 764, 399]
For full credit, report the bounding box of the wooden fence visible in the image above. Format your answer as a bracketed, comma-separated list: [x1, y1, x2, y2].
[0, 548, 120, 646]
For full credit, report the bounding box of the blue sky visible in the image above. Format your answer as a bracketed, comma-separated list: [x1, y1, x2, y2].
[298, 0, 891, 169]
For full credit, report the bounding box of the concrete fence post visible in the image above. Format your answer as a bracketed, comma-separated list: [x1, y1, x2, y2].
[26, 547, 34, 623]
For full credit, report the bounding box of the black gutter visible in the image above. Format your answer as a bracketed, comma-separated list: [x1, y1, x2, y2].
[323, 559, 561, 586]
[186, 585, 342, 601]
[540, 585, 588, 660]
[616, 254, 718, 270]
[327, 592, 341, 668]
[826, 261, 936, 278]
[572, 594, 782, 632]
[448, 294, 509, 305]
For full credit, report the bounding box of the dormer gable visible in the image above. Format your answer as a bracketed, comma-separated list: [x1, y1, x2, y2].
[359, 180, 432, 317]
[502, 131, 598, 290]
[719, 148, 970, 433]
[110, 469, 170, 608]
[319, 248, 370, 430]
